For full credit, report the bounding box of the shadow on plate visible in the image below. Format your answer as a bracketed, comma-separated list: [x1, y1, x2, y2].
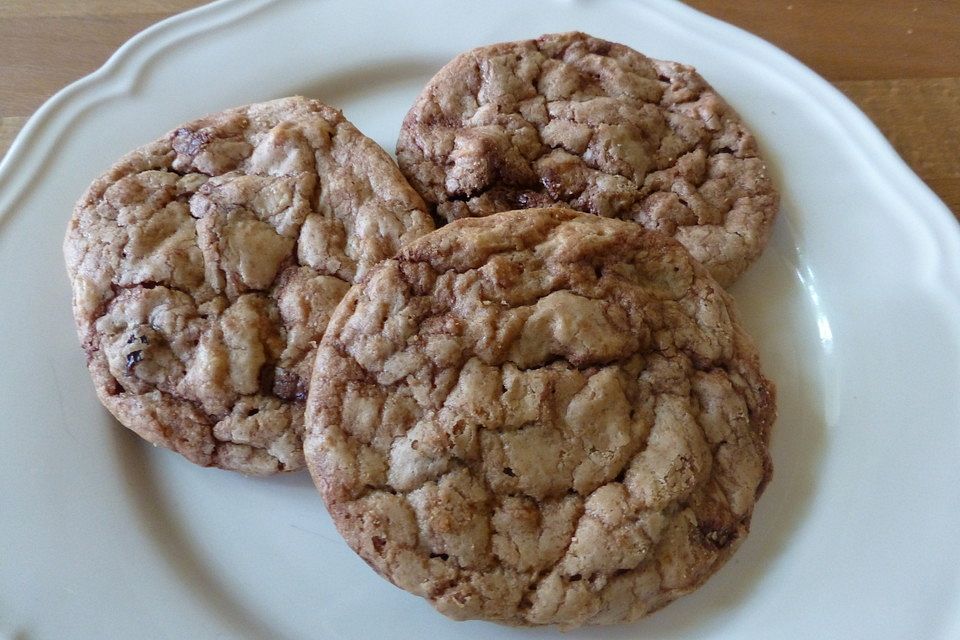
[114, 429, 290, 640]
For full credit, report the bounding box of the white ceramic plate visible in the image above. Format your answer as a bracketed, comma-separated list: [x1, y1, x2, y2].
[2, 0, 959, 638]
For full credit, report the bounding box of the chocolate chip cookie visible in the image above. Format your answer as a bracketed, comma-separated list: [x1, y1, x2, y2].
[304, 207, 775, 626]
[64, 96, 433, 474]
[397, 32, 779, 286]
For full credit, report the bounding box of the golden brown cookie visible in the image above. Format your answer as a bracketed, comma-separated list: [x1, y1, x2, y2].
[305, 207, 775, 626]
[64, 96, 433, 474]
[397, 32, 779, 286]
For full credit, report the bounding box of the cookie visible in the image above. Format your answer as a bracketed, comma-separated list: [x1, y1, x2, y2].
[304, 207, 775, 626]
[64, 96, 434, 475]
[397, 32, 779, 286]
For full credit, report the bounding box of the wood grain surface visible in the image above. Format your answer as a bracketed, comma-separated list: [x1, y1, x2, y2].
[1, 0, 957, 218]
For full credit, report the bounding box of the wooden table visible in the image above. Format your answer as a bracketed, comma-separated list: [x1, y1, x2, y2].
[2, 0, 958, 219]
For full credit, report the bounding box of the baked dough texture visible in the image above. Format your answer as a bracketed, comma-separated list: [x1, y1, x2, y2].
[64, 96, 433, 474]
[397, 32, 779, 286]
[305, 207, 775, 626]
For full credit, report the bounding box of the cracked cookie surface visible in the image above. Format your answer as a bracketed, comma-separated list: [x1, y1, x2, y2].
[305, 207, 775, 626]
[397, 32, 779, 286]
[64, 96, 433, 474]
